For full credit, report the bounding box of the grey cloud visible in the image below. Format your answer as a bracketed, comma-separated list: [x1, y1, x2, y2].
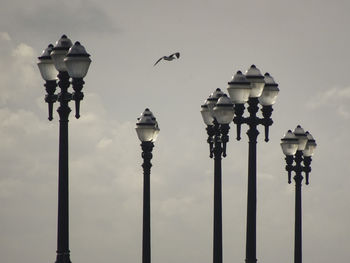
[308, 86, 350, 118]
[0, 36, 41, 110]
[1, 0, 118, 45]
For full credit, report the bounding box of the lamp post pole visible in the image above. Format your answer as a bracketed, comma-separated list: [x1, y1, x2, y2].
[141, 141, 153, 263]
[201, 91, 234, 263]
[57, 70, 71, 263]
[293, 150, 303, 263]
[245, 97, 259, 263]
[213, 119, 224, 263]
[37, 35, 91, 263]
[227, 67, 279, 263]
[136, 109, 160, 263]
[281, 127, 317, 263]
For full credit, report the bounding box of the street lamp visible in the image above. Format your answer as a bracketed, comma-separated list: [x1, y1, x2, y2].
[201, 89, 234, 263]
[281, 126, 317, 263]
[227, 65, 279, 263]
[136, 108, 160, 263]
[37, 35, 91, 263]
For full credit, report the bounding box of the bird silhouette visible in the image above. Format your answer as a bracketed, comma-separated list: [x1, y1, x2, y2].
[154, 52, 180, 66]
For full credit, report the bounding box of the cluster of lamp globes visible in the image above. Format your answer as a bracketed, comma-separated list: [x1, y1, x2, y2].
[281, 125, 317, 158]
[280, 125, 317, 185]
[199, 64, 317, 158]
[37, 35, 91, 84]
[200, 65, 280, 126]
[135, 108, 160, 142]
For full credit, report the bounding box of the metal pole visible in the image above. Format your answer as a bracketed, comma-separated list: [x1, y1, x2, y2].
[55, 71, 72, 263]
[213, 124, 223, 263]
[141, 141, 154, 263]
[245, 97, 259, 263]
[245, 136, 257, 263]
[294, 177, 302, 263]
[294, 151, 303, 263]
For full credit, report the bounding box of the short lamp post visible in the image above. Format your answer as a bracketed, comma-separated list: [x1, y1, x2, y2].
[136, 108, 160, 263]
[226, 65, 279, 263]
[201, 89, 234, 263]
[281, 126, 317, 263]
[37, 35, 91, 263]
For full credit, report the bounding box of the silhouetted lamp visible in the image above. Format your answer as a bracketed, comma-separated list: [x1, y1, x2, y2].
[136, 108, 159, 263]
[36, 34, 91, 263]
[226, 64, 279, 263]
[280, 125, 317, 263]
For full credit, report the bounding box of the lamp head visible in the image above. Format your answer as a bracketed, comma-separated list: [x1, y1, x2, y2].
[50, 35, 73, 72]
[206, 88, 224, 114]
[135, 108, 159, 142]
[200, 101, 214, 126]
[303, 131, 317, 157]
[245, 65, 265, 98]
[227, 70, 251, 104]
[213, 94, 235, 124]
[293, 125, 308, 151]
[281, 130, 299, 156]
[258, 73, 279, 106]
[37, 44, 57, 81]
[64, 41, 91, 78]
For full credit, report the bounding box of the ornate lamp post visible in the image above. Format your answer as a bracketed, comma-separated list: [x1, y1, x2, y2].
[226, 66, 279, 263]
[201, 89, 234, 263]
[281, 126, 317, 263]
[136, 108, 160, 263]
[37, 35, 91, 263]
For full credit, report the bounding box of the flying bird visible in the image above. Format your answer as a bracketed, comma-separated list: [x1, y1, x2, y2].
[154, 52, 180, 66]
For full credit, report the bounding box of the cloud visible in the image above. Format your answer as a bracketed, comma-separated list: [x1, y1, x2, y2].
[0, 0, 118, 43]
[0, 34, 40, 107]
[12, 43, 35, 58]
[308, 86, 350, 118]
[0, 31, 11, 41]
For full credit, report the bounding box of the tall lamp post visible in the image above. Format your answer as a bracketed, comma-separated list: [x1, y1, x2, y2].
[281, 126, 317, 263]
[136, 108, 160, 263]
[37, 35, 91, 263]
[226, 66, 279, 263]
[201, 90, 235, 263]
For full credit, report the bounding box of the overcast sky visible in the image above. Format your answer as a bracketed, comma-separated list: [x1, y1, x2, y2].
[1, 0, 350, 263]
